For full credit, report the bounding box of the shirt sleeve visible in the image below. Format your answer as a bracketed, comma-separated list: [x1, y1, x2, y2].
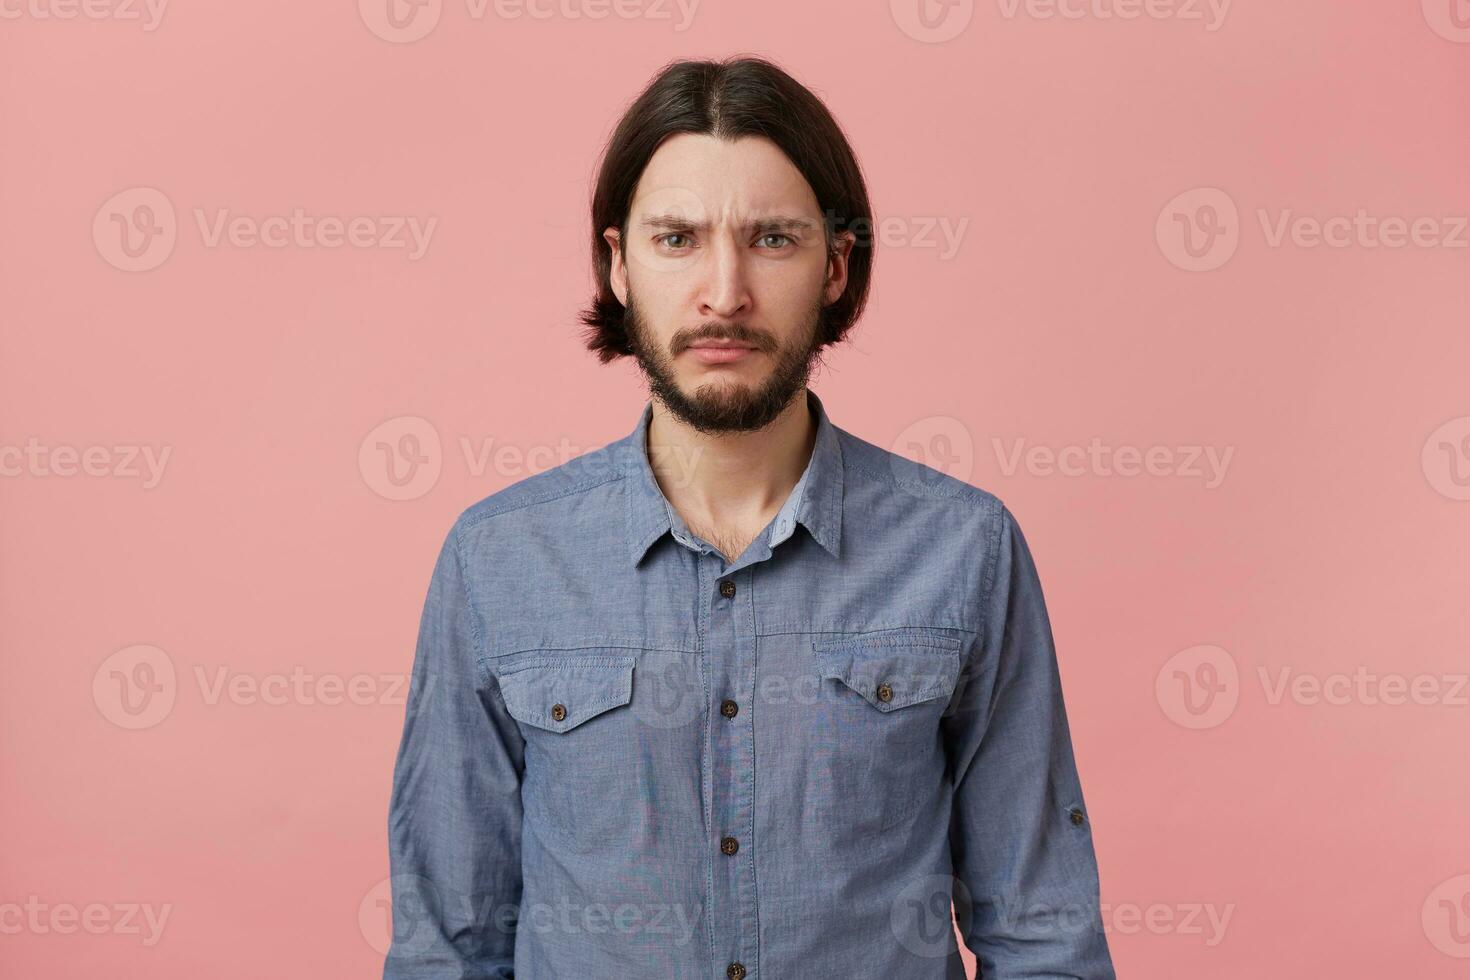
[943, 504, 1116, 978]
[383, 519, 525, 979]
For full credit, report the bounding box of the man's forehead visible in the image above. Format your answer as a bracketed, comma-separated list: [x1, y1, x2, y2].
[632, 134, 819, 219]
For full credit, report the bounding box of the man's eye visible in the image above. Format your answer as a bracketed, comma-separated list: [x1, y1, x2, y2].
[758, 234, 795, 249]
[657, 233, 693, 250]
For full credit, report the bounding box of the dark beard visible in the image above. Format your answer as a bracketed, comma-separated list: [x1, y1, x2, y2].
[623, 289, 825, 434]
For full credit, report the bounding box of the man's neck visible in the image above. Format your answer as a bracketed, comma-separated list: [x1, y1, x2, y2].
[646, 389, 817, 560]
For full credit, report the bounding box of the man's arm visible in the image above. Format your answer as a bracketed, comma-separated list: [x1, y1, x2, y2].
[943, 504, 1116, 978]
[383, 520, 524, 979]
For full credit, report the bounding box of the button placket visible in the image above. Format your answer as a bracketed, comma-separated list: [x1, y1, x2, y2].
[707, 563, 756, 979]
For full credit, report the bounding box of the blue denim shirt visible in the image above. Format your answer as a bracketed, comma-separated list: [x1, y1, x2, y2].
[383, 388, 1115, 979]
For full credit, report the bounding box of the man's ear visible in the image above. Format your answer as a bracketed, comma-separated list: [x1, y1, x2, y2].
[822, 229, 857, 306]
[604, 227, 628, 306]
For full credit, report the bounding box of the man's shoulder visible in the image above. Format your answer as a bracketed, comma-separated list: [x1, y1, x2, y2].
[449, 437, 632, 537]
[836, 424, 1007, 521]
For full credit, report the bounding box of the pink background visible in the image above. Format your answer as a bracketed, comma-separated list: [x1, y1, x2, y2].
[4, 1, 1469, 976]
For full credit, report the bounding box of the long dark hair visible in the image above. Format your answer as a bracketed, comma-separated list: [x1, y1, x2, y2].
[578, 56, 875, 363]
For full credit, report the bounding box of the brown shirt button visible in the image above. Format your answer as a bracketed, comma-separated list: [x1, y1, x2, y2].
[726, 963, 746, 980]
[875, 682, 893, 703]
[550, 703, 567, 722]
[720, 836, 739, 855]
[1070, 807, 1085, 826]
[720, 699, 739, 719]
[719, 579, 737, 599]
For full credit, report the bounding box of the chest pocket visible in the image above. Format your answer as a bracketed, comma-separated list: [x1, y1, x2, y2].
[808, 630, 968, 833]
[812, 632, 964, 711]
[493, 655, 635, 732]
[487, 653, 639, 847]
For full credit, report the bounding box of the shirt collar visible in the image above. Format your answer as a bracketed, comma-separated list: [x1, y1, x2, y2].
[621, 387, 844, 567]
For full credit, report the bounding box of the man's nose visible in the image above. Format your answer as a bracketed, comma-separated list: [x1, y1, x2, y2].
[697, 234, 752, 319]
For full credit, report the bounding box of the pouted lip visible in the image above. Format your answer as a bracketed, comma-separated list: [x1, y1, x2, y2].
[685, 338, 759, 350]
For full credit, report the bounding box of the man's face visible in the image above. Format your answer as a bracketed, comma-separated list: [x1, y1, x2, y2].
[606, 134, 852, 433]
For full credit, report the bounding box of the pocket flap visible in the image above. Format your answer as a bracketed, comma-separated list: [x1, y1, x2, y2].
[811, 634, 963, 711]
[491, 656, 635, 733]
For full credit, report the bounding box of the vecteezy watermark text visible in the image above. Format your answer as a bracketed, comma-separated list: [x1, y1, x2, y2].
[1157, 644, 1470, 729]
[1, 439, 171, 488]
[0, 897, 172, 946]
[995, 0, 1229, 30]
[93, 645, 427, 729]
[0, 0, 168, 30]
[357, 415, 706, 502]
[93, 188, 437, 272]
[1157, 187, 1469, 271]
[358, 0, 701, 43]
[993, 437, 1233, 488]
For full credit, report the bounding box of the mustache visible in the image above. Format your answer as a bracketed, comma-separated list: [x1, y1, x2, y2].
[672, 324, 778, 354]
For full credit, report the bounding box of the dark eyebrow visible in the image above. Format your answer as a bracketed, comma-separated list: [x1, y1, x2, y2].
[636, 214, 819, 234]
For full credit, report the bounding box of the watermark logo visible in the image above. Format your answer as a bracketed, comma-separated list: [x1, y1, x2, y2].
[1155, 644, 1239, 729]
[94, 189, 437, 270]
[360, 416, 443, 501]
[361, 875, 447, 957]
[891, 874, 970, 958]
[361, 875, 698, 952]
[889, 424, 1234, 489]
[94, 187, 177, 272]
[629, 660, 704, 731]
[1422, 416, 1470, 501]
[92, 644, 177, 730]
[95, 646, 420, 729]
[357, 418, 708, 500]
[1160, 187, 1468, 270]
[1423, 874, 1470, 957]
[891, 0, 975, 43]
[1162, 647, 1469, 728]
[1157, 187, 1239, 272]
[359, 875, 398, 956]
[359, 0, 443, 41]
[890, 415, 976, 491]
[1422, 0, 1470, 42]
